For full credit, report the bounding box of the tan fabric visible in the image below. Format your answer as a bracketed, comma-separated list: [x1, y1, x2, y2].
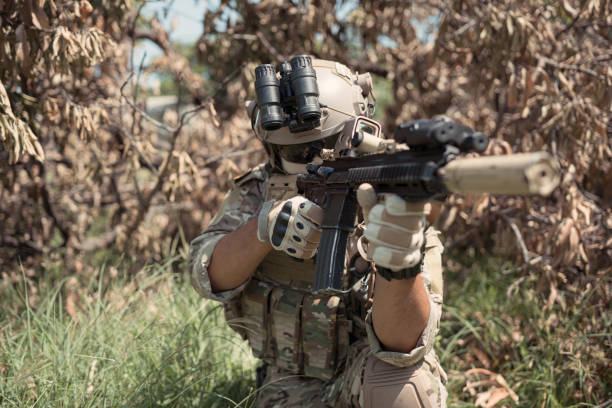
[255, 248, 317, 290]
[363, 354, 438, 408]
[266, 174, 300, 201]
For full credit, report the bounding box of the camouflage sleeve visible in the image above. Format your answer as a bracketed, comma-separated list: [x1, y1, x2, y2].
[365, 228, 444, 367]
[188, 166, 267, 303]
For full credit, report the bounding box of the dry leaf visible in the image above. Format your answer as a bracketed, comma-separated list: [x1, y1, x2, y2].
[507, 72, 518, 109]
[472, 348, 492, 369]
[86, 358, 98, 396]
[31, 4, 50, 29]
[210, 101, 220, 127]
[80, 1, 93, 19]
[465, 369, 519, 407]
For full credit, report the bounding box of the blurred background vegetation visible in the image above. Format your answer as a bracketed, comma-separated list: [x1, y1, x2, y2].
[0, 0, 610, 406]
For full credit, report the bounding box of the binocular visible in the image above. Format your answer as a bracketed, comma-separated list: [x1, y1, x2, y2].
[254, 55, 321, 133]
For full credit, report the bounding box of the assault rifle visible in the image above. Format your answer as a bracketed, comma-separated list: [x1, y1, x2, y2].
[296, 117, 560, 294]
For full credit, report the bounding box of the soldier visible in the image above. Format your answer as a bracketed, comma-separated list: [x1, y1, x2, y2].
[189, 57, 447, 407]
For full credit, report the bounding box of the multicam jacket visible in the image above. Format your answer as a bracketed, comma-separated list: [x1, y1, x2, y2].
[189, 163, 445, 381]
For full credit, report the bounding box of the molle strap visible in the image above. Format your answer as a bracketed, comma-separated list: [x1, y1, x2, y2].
[269, 287, 305, 372]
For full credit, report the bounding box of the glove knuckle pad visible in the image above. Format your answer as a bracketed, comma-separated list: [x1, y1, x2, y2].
[293, 214, 322, 242]
[299, 201, 324, 225]
[368, 204, 386, 223]
[370, 246, 420, 269]
[271, 201, 293, 247]
[384, 194, 408, 214]
[365, 224, 422, 250]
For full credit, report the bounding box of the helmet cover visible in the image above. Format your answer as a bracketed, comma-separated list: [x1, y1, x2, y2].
[250, 59, 376, 146]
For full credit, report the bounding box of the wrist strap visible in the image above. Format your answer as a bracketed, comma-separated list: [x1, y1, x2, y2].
[257, 201, 275, 243]
[377, 264, 422, 281]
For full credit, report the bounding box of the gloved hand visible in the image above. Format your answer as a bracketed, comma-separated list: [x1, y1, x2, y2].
[357, 183, 428, 274]
[257, 196, 324, 259]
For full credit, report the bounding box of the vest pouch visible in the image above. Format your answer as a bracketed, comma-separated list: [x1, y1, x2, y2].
[240, 279, 273, 359]
[256, 249, 316, 291]
[302, 294, 343, 380]
[269, 286, 304, 373]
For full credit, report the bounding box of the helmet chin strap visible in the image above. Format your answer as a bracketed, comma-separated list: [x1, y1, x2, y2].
[280, 156, 323, 175]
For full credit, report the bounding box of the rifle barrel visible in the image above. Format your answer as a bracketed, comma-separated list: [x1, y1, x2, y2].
[439, 152, 560, 196]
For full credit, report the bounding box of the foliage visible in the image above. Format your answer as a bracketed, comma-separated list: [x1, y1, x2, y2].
[0, 0, 266, 277]
[1, 0, 610, 405]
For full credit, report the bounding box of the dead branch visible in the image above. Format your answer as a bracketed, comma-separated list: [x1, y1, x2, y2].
[115, 65, 247, 246]
[0, 236, 44, 254]
[536, 54, 602, 78]
[255, 31, 285, 62]
[202, 147, 264, 167]
[106, 124, 160, 176]
[34, 162, 70, 246]
[502, 215, 531, 265]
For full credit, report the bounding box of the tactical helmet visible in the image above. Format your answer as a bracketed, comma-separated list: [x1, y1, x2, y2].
[248, 57, 376, 165]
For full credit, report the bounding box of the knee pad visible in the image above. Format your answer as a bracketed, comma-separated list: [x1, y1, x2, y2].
[362, 355, 440, 408]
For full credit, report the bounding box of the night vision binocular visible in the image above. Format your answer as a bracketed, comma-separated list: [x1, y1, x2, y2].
[254, 55, 321, 133]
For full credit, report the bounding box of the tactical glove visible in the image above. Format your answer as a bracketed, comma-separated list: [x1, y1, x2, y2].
[357, 183, 428, 278]
[257, 196, 324, 259]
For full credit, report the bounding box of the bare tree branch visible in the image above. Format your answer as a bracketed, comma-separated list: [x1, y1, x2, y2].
[503, 215, 532, 265]
[537, 54, 603, 78]
[202, 147, 264, 167]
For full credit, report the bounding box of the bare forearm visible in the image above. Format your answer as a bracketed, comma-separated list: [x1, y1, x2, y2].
[371, 274, 430, 353]
[208, 217, 272, 292]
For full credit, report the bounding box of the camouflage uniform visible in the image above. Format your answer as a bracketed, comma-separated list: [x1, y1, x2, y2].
[189, 163, 448, 407]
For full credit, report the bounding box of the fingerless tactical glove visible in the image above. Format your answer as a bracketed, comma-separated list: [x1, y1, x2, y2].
[257, 196, 324, 259]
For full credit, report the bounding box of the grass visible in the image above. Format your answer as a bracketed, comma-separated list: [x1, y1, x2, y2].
[439, 254, 610, 407]
[0, 258, 257, 407]
[0, 252, 609, 407]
